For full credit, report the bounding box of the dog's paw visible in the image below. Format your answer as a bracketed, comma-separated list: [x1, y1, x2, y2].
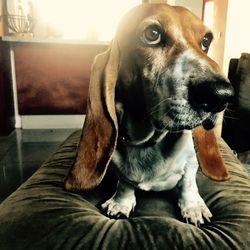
[178, 198, 212, 226]
[101, 197, 136, 219]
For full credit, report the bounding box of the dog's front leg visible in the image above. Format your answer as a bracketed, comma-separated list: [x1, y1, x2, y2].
[178, 157, 212, 226]
[101, 180, 136, 218]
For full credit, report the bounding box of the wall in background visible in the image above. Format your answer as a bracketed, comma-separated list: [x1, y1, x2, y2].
[168, 0, 203, 18]
[203, 0, 228, 70]
[0, 0, 3, 36]
[223, 0, 250, 75]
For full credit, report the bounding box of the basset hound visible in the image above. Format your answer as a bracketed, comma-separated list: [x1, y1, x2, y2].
[65, 3, 234, 226]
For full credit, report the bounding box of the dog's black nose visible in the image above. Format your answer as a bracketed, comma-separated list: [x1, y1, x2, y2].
[189, 78, 234, 113]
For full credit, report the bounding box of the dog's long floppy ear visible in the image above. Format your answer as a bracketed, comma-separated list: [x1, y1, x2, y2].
[192, 126, 229, 181]
[64, 40, 119, 191]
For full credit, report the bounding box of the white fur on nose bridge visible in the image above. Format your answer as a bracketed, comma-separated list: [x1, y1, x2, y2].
[173, 49, 213, 77]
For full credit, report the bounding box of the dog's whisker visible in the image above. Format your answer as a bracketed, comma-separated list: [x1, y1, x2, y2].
[162, 106, 175, 117]
[171, 107, 190, 131]
[143, 105, 174, 123]
[224, 107, 237, 118]
[225, 107, 235, 112]
[173, 112, 182, 131]
[152, 76, 160, 91]
[147, 98, 172, 114]
[223, 115, 239, 120]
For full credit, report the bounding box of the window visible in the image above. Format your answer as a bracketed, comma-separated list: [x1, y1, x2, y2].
[31, 0, 141, 41]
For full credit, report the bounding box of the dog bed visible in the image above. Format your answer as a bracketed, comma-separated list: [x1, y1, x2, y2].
[0, 130, 249, 249]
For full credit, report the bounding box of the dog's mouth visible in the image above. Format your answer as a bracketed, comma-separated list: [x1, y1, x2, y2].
[152, 107, 218, 132]
[153, 118, 216, 132]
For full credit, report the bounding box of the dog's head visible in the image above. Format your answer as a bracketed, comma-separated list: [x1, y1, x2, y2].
[116, 4, 233, 132]
[65, 4, 233, 191]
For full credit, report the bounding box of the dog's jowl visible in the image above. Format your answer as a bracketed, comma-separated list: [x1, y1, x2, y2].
[65, 4, 234, 226]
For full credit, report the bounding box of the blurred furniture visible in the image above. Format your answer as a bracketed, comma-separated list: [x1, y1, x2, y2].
[8, 38, 107, 115]
[3, 0, 35, 37]
[222, 53, 250, 153]
[0, 37, 107, 135]
[0, 39, 14, 136]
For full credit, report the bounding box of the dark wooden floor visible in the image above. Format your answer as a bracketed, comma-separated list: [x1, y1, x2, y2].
[0, 129, 76, 202]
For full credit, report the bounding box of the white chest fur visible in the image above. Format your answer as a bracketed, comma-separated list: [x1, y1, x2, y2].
[111, 130, 198, 192]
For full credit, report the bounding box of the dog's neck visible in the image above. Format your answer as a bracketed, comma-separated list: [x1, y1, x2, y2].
[115, 77, 172, 147]
[118, 126, 169, 147]
[116, 102, 169, 147]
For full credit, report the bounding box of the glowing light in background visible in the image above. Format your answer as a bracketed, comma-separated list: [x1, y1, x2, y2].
[31, 0, 140, 41]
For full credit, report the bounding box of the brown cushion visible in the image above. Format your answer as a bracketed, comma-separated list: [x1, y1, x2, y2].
[0, 130, 249, 249]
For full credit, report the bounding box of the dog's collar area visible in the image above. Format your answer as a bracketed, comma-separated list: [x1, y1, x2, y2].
[118, 135, 157, 148]
[118, 129, 168, 148]
[117, 122, 156, 147]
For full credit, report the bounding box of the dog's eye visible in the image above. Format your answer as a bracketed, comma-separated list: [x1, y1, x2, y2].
[141, 25, 162, 45]
[201, 32, 213, 53]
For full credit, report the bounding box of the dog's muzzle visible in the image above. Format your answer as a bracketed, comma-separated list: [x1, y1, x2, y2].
[189, 76, 234, 114]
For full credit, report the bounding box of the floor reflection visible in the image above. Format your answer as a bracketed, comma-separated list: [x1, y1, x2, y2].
[0, 129, 76, 201]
